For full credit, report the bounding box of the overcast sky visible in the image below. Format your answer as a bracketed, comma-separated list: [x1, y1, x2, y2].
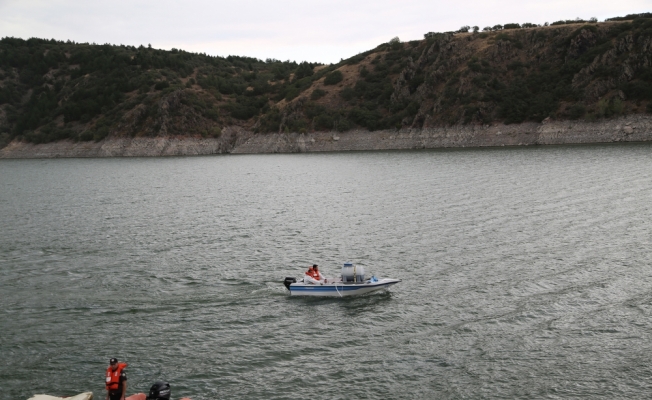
[0, 0, 649, 64]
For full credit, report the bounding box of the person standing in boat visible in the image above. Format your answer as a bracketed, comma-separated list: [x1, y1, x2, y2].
[105, 358, 127, 400]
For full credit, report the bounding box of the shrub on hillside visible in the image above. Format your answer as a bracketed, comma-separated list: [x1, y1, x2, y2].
[346, 54, 366, 65]
[314, 113, 334, 131]
[222, 96, 266, 120]
[622, 81, 652, 100]
[255, 107, 282, 133]
[389, 37, 402, 51]
[567, 104, 586, 119]
[340, 87, 355, 101]
[424, 32, 444, 39]
[154, 81, 170, 90]
[294, 62, 314, 80]
[335, 117, 353, 131]
[285, 87, 300, 101]
[310, 88, 327, 100]
[597, 97, 624, 117]
[606, 13, 652, 21]
[324, 70, 343, 85]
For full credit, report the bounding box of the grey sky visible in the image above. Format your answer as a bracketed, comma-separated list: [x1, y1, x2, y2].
[0, 0, 649, 64]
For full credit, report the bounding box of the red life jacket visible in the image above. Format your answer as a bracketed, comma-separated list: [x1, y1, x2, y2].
[105, 363, 127, 391]
[306, 268, 321, 280]
[306, 268, 318, 279]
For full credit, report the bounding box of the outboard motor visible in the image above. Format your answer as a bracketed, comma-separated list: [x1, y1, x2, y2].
[147, 381, 171, 400]
[341, 262, 365, 283]
[284, 277, 296, 290]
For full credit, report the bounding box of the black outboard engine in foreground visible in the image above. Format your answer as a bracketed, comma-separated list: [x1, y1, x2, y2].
[147, 381, 171, 400]
[284, 277, 297, 290]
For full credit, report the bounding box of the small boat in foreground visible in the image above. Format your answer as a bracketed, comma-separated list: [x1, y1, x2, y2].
[284, 262, 400, 297]
[28, 394, 92, 400]
[28, 394, 191, 400]
[28, 381, 191, 400]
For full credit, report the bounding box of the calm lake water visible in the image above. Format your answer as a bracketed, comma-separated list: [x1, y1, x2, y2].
[2, 144, 652, 399]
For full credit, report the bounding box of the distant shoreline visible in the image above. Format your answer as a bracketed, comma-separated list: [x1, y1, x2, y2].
[1, 115, 651, 158]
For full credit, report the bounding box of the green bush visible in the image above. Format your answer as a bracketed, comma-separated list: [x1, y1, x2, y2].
[255, 107, 282, 133]
[94, 126, 110, 141]
[622, 81, 652, 100]
[314, 113, 334, 130]
[324, 70, 343, 85]
[597, 97, 624, 117]
[335, 117, 353, 131]
[507, 61, 525, 70]
[224, 103, 257, 120]
[389, 37, 402, 51]
[568, 104, 586, 119]
[310, 88, 327, 100]
[154, 81, 169, 90]
[295, 62, 314, 80]
[285, 86, 300, 101]
[340, 87, 355, 101]
[286, 117, 307, 133]
[348, 107, 382, 130]
[494, 33, 524, 48]
[468, 59, 481, 72]
[346, 54, 366, 65]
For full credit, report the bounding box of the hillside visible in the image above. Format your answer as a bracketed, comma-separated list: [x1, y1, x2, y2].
[1, 13, 652, 149]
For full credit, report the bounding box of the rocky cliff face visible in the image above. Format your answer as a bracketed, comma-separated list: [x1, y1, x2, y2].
[3, 115, 651, 158]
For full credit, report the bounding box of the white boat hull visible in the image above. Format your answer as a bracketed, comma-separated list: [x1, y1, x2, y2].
[28, 393, 93, 400]
[289, 278, 400, 297]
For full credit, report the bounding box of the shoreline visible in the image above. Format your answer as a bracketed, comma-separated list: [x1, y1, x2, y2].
[2, 115, 651, 158]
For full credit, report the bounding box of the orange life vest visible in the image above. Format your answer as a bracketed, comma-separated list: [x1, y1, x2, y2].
[306, 268, 321, 280]
[105, 363, 127, 391]
[306, 268, 318, 279]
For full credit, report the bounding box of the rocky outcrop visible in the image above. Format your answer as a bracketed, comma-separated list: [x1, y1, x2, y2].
[2, 116, 652, 158]
[572, 33, 651, 101]
[566, 28, 598, 60]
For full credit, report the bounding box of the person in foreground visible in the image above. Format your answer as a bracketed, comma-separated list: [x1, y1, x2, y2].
[105, 358, 127, 400]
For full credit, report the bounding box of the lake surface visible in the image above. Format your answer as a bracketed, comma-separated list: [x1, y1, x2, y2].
[2, 144, 652, 399]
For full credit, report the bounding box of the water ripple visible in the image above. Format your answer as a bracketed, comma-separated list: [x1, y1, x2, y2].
[2, 144, 652, 399]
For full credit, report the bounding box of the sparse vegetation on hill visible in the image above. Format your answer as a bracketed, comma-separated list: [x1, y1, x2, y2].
[2, 12, 652, 147]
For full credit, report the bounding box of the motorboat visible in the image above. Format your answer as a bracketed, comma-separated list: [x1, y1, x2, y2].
[285, 277, 401, 297]
[28, 381, 191, 400]
[28, 394, 92, 400]
[28, 394, 191, 400]
[284, 262, 400, 297]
